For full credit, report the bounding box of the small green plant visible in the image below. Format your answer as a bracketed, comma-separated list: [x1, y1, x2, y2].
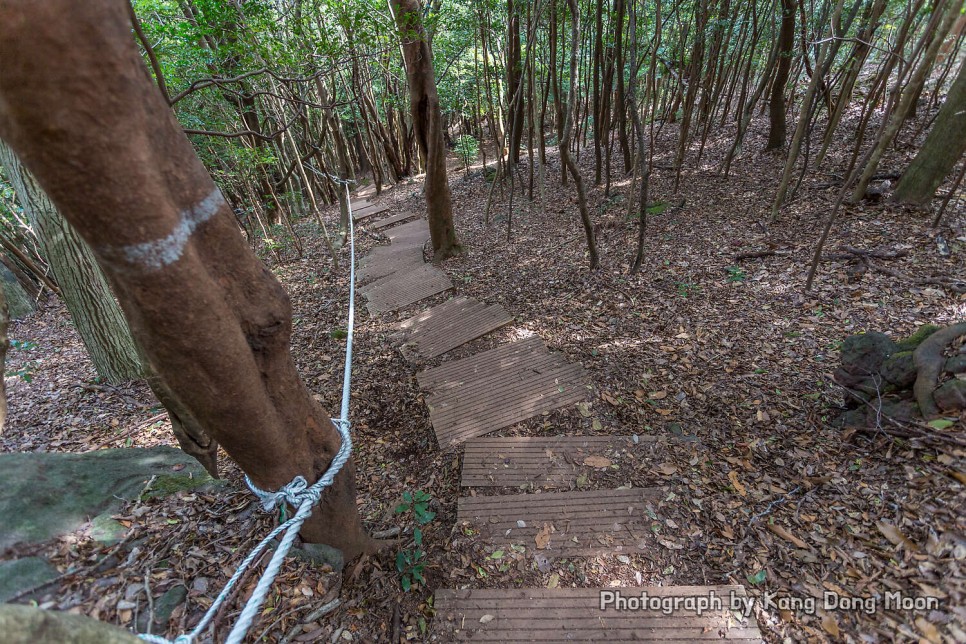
[395, 490, 436, 592]
[6, 362, 37, 383]
[10, 339, 37, 351]
[454, 135, 479, 171]
[675, 282, 699, 298]
[725, 266, 746, 282]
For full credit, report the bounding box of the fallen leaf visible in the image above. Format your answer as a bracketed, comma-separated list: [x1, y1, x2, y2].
[577, 402, 592, 417]
[649, 390, 668, 400]
[821, 614, 840, 637]
[915, 617, 941, 643]
[655, 463, 678, 476]
[583, 455, 612, 468]
[766, 523, 809, 549]
[876, 521, 919, 552]
[479, 614, 495, 624]
[535, 523, 553, 549]
[728, 470, 747, 497]
[655, 408, 673, 415]
[547, 573, 560, 588]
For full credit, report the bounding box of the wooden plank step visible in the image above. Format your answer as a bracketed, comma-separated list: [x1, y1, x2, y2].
[424, 357, 591, 446]
[358, 246, 424, 283]
[362, 264, 453, 315]
[369, 211, 419, 230]
[457, 488, 659, 557]
[387, 219, 430, 242]
[434, 586, 764, 642]
[397, 298, 514, 360]
[351, 203, 390, 222]
[360, 262, 440, 296]
[416, 336, 547, 390]
[462, 436, 652, 487]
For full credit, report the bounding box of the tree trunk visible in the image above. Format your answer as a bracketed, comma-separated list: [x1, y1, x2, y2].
[895, 58, 966, 206]
[0, 139, 143, 383]
[0, 0, 374, 558]
[506, 0, 525, 165]
[0, 282, 7, 434]
[391, 0, 462, 261]
[766, 0, 796, 150]
[561, 0, 600, 269]
[851, 0, 962, 202]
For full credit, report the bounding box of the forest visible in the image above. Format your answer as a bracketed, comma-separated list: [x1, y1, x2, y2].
[0, 0, 963, 642]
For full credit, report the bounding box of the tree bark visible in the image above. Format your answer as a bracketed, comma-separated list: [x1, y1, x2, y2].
[895, 58, 966, 206]
[561, 0, 600, 269]
[391, 0, 462, 261]
[766, 0, 796, 150]
[0, 0, 374, 558]
[0, 140, 143, 383]
[0, 282, 7, 435]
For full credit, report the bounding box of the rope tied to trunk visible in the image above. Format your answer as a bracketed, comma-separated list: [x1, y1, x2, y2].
[140, 178, 358, 644]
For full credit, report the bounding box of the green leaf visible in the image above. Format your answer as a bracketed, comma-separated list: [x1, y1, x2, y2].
[928, 418, 955, 430]
[490, 550, 505, 559]
[747, 569, 767, 585]
[414, 527, 422, 546]
[401, 575, 412, 592]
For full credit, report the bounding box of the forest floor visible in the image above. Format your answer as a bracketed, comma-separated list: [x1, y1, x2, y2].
[2, 114, 965, 643]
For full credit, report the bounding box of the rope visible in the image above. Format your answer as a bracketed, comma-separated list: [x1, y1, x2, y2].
[141, 177, 357, 644]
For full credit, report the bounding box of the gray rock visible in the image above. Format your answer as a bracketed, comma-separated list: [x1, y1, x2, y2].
[881, 351, 917, 387]
[877, 400, 920, 422]
[90, 512, 128, 545]
[944, 355, 966, 375]
[135, 584, 186, 632]
[933, 379, 966, 412]
[0, 604, 141, 643]
[0, 557, 58, 602]
[839, 332, 897, 376]
[833, 408, 868, 428]
[0, 447, 211, 552]
[290, 542, 344, 571]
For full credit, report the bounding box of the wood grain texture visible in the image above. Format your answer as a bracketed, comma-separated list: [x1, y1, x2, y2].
[434, 586, 764, 642]
[397, 297, 514, 359]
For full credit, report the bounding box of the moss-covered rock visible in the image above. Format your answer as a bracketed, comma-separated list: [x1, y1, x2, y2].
[0, 605, 141, 644]
[0, 447, 209, 551]
[895, 324, 941, 352]
[881, 351, 917, 387]
[944, 355, 966, 375]
[839, 332, 897, 376]
[934, 379, 966, 412]
[0, 557, 57, 602]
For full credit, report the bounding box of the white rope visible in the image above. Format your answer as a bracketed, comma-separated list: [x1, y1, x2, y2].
[141, 177, 357, 644]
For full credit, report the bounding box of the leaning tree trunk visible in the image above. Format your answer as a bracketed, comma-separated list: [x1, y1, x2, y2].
[0, 0, 374, 558]
[0, 139, 143, 383]
[894, 58, 966, 206]
[391, 0, 462, 261]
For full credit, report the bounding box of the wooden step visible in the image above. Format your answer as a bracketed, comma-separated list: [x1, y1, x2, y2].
[361, 264, 452, 315]
[434, 586, 764, 642]
[369, 211, 419, 230]
[397, 297, 514, 360]
[416, 336, 547, 390]
[416, 338, 590, 446]
[386, 219, 430, 243]
[462, 435, 654, 487]
[457, 488, 659, 557]
[351, 203, 389, 222]
[358, 245, 425, 283]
